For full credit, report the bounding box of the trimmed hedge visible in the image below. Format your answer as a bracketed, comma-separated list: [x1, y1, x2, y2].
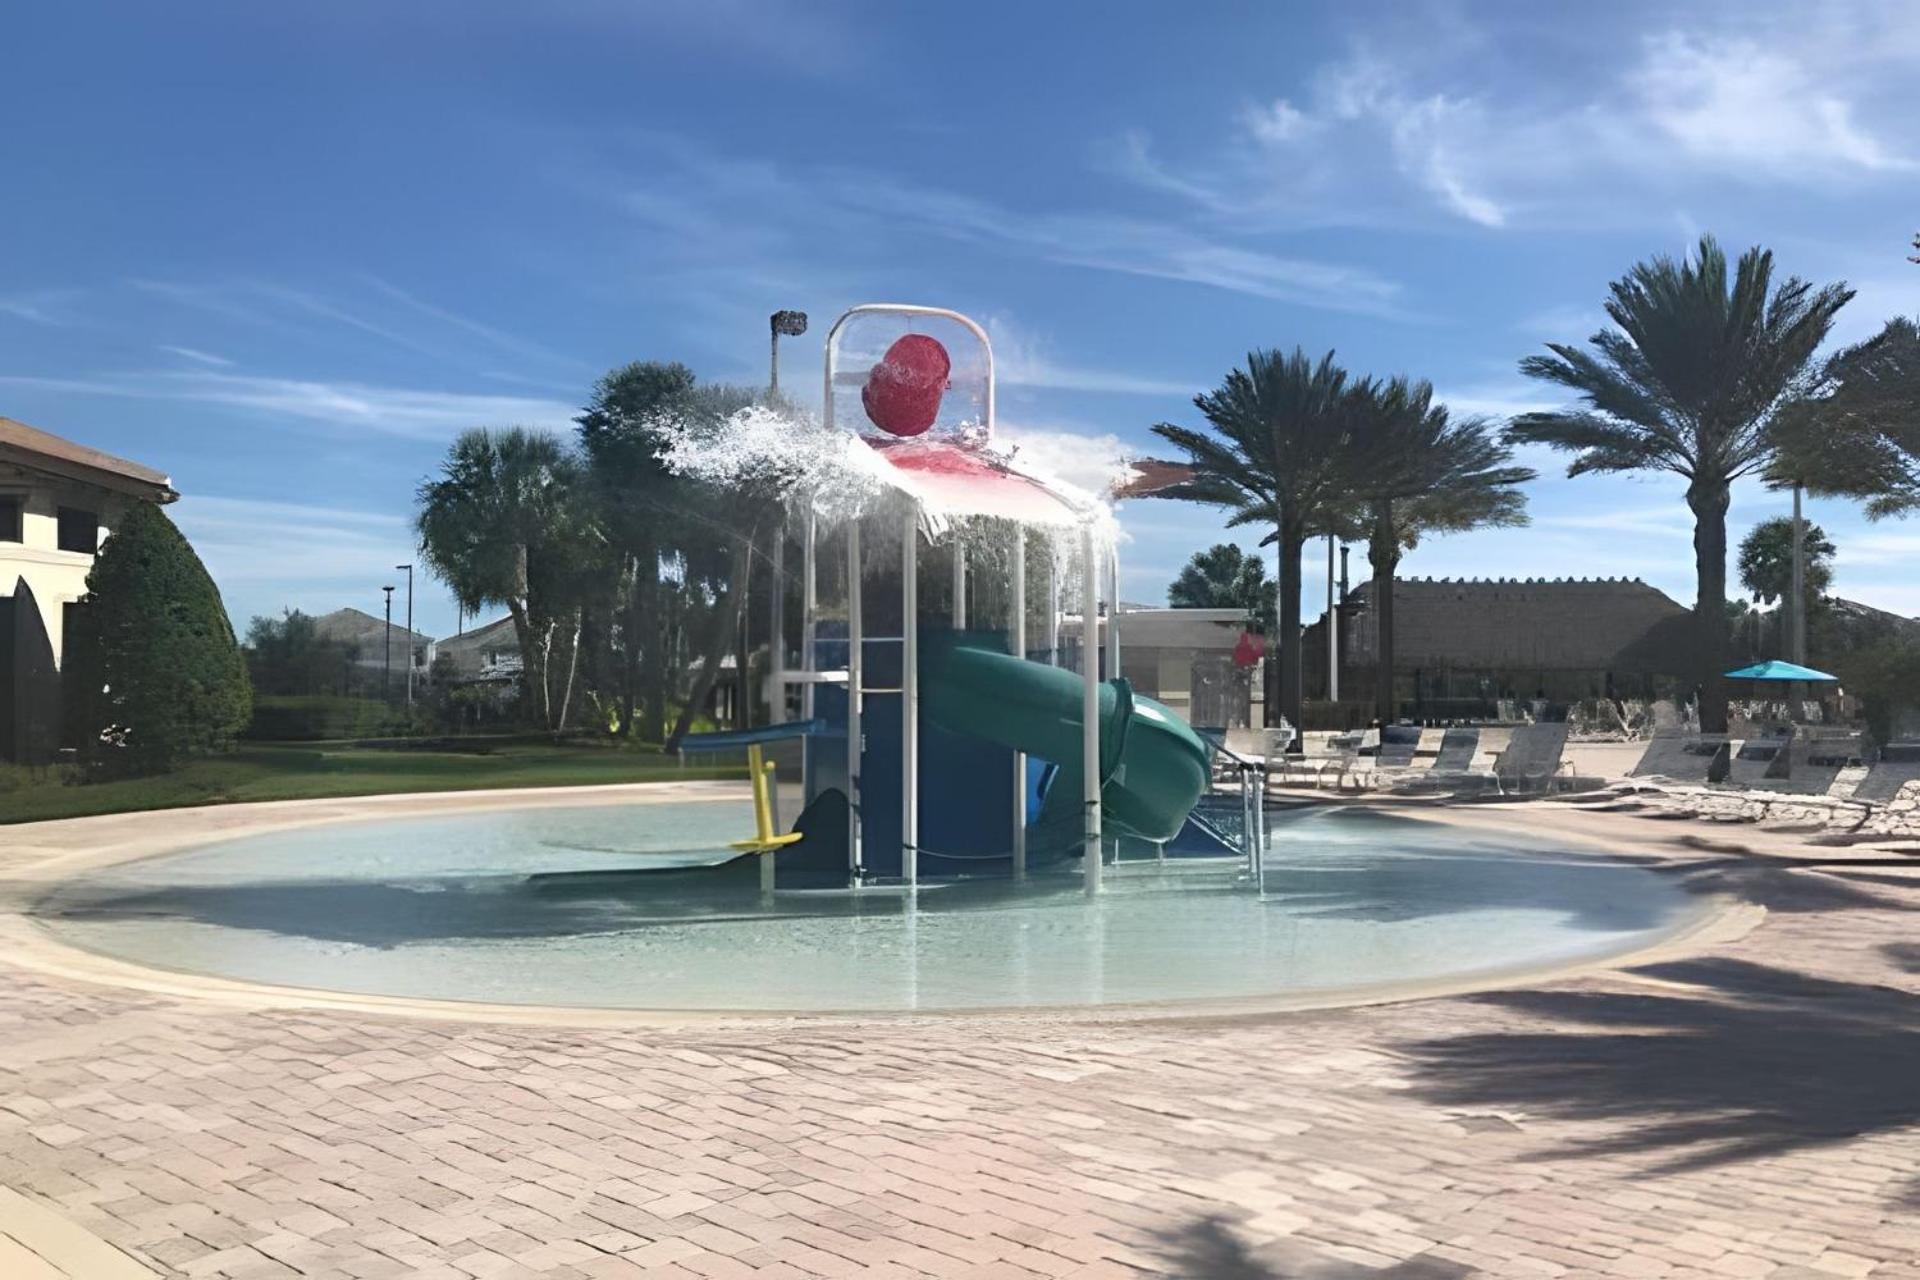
[68, 504, 252, 775]
[245, 696, 419, 742]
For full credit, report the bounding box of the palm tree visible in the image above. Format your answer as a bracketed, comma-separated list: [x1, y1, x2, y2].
[1168, 543, 1277, 633]
[1348, 377, 1534, 722]
[416, 428, 592, 732]
[1151, 349, 1381, 741]
[1508, 236, 1851, 733]
[1772, 316, 1920, 518]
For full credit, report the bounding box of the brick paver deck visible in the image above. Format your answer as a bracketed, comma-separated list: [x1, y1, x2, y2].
[1, 793, 1916, 1278]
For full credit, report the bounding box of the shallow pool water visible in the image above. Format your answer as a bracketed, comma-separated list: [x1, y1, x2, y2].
[37, 803, 1705, 1012]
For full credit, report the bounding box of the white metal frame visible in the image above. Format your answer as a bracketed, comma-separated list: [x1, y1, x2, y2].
[816, 304, 1115, 893]
[1010, 526, 1027, 880]
[1082, 524, 1102, 895]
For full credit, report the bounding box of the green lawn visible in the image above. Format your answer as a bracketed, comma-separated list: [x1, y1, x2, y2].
[0, 739, 742, 825]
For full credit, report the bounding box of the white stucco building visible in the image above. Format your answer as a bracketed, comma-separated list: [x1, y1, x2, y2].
[1, 416, 177, 762]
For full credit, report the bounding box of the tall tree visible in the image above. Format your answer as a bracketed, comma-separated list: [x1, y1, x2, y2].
[245, 609, 358, 697]
[1738, 516, 1836, 606]
[661, 383, 777, 750]
[1167, 543, 1277, 633]
[1151, 349, 1380, 741]
[1736, 516, 1836, 657]
[1349, 377, 1534, 722]
[416, 428, 590, 732]
[1508, 236, 1851, 733]
[577, 361, 698, 742]
[1771, 316, 1920, 518]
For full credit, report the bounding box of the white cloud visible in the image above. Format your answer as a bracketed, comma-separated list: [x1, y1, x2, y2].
[0, 371, 575, 438]
[1631, 33, 1913, 176]
[604, 143, 1410, 319]
[171, 494, 427, 628]
[987, 316, 1196, 398]
[359, 274, 584, 370]
[158, 344, 233, 367]
[1119, 11, 1917, 231]
[0, 290, 79, 326]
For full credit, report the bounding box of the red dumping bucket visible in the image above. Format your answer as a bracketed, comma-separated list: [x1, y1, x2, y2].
[862, 334, 951, 437]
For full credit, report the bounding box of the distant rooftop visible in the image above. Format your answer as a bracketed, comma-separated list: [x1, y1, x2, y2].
[1332, 576, 1693, 673]
[0, 415, 177, 502]
[312, 607, 434, 648]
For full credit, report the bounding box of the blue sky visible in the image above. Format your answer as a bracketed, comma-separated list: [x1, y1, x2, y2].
[4, 0, 1918, 639]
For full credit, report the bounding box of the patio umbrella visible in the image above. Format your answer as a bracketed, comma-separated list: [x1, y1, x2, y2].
[1722, 660, 1839, 682]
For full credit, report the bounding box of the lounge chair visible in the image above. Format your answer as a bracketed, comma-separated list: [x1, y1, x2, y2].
[1276, 730, 1365, 789]
[1364, 724, 1424, 786]
[1757, 731, 1860, 797]
[1492, 723, 1573, 795]
[1728, 728, 1793, 787]
[1629, 729, 1732, 785]
[1394, 726, 1485, 793]
[1853, 742, 1920, 804]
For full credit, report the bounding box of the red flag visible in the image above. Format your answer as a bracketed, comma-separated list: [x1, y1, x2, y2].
[1232, 630, 1265, 668]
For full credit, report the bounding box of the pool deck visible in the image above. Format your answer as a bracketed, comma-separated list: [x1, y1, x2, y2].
[1, 783, 1917, 1277]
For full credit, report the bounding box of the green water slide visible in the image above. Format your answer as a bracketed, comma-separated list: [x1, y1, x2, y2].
[919, 640, 1211, 845]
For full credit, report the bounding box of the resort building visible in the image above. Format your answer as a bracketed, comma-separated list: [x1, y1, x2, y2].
[1305, 576, 1696, 720]
[1059, 605, 1268, 730]
[433, 614, 522, 686]
[310, 607, 436, 696]
[1, 416, 178, 763]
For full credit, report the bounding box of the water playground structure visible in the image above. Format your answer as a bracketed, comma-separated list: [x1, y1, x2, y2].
[675, 304, 1264, 897]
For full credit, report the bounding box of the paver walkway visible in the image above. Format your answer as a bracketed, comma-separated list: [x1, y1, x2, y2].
[1, 795, 1916, 1278]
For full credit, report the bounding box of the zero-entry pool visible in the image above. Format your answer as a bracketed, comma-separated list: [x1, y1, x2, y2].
[34, 803, 1708, 1014]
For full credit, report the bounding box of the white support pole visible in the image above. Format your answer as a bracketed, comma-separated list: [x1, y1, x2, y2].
[768, 519, 786, 725]
[846, 518, 864, 879]
[1011, 526, 1028, 881]
[1106, 543, 1120, 682]
[952, 537, 967, 628]
[1791, 484, 1807, 665]
[1047, 553, 1060, 666]
[902, 511, 921, 888]
[1082, 524, 1102, 896]
[1327, 535, 1339, 703]
[801, 510, 817, 738]
[798, 509, 818, 783]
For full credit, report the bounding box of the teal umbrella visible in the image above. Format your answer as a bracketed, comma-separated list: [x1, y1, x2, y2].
[1723, 659, 1839, 682]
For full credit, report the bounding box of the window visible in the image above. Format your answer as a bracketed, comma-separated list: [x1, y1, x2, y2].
[56, 507, 98, 554]
[0, 495, 20, 543]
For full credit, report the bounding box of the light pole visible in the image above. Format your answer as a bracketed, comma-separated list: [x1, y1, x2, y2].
[395, 563, 415, 707]
[381, 585, 396, 704]
[769, 310, 808, 393]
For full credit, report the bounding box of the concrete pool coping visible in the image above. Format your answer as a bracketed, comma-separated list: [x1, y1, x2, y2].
[0, 781, 1763, 1028]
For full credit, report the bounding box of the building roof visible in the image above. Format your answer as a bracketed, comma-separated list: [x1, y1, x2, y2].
[0, 416, 177, 502]
[434, 615, 517, 654]
[311, 607, 434, 649]
[1330, 576, 1693, 673]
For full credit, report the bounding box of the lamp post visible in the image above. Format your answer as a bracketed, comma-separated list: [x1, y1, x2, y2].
[381, 585, 396, 704]
[395, 563, 414, 708]
[769, 310, 808, 394]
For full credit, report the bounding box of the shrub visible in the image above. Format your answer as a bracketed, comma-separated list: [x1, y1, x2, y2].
[1834, 640, 1920, 748]
[68, 504, 252, 775]
[245, 695, 411, 742]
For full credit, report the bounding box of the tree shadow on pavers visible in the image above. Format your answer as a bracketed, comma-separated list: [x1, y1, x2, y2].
[1153, 1215, 1473, 1278]
[1399, 957, 1920, 1200]
[1884, 942, 1920, 973]
[1657, 858, 1920, 914]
